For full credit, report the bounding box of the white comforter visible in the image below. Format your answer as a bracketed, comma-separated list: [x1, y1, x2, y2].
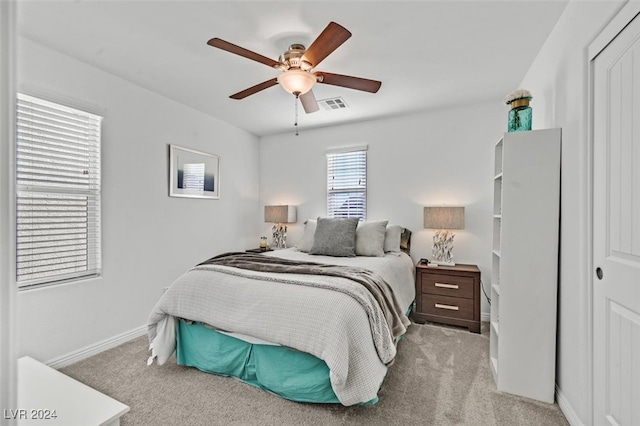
[147, 248, 415, 406]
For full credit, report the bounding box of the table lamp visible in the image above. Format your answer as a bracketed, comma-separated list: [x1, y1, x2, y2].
[424, 206, 465, 266]
[264, 205, 297, 249]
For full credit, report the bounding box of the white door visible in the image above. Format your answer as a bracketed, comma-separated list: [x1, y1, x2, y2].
[593, 10, 640, 426]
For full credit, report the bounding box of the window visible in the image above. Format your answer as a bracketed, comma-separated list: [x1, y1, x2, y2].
[326, 147, 367, 220]
[16, 94, 102, 288]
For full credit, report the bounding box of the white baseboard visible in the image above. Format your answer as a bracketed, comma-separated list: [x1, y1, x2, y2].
[556, 384, 583, 426]
[46, 325, 147, 370]
[481, 312, 491, 322]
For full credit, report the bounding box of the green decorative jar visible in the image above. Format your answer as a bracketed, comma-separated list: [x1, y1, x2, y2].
[507, 98, 532, 132]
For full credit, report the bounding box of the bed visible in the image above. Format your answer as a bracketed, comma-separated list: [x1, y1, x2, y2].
[147, 219, 415, 406]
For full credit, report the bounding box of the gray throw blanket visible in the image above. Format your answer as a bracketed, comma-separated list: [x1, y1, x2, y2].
[199, 252, 410, 348]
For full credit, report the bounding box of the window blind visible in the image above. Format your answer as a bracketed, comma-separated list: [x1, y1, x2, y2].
[16, 93, 102, 288]
[327, 148, 367, 220]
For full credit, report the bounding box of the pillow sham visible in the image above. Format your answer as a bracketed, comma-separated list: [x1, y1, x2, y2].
[297, 219, 317, 253]
[383, 225, 403, 253]
[355, 220, 388, 257]
[310, 217, 359, 257]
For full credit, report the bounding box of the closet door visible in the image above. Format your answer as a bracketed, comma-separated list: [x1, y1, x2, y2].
[592, 9, 640, 425]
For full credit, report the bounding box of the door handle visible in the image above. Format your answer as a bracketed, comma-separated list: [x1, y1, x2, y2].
[596, 267, 603, 280]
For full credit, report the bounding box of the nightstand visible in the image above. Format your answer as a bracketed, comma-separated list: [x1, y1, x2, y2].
[413, 262, 481, 333]
[245, 248, 273, 253]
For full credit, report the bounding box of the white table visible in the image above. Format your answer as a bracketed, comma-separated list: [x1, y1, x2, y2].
[15, 356, 129, 425]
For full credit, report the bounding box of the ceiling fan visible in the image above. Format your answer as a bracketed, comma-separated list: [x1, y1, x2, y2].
[207, 22, 382, 114]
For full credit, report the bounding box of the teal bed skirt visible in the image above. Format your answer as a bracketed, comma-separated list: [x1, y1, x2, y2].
[176, 320, 348, 404]
[175, 305, 412, 405]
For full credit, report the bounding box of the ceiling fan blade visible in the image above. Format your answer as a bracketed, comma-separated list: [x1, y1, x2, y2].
[303, 22, 352, 68]
[230, 78, 279, 100]
[207, 38, 281, 68]
[315, 72, 382, 93]
[300, 90, 320, 114]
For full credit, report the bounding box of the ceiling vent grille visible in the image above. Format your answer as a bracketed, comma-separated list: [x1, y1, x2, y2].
[318, 97, 348, 111]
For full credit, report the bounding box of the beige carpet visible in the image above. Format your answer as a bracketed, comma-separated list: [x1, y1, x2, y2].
[61, 322, 569, 425]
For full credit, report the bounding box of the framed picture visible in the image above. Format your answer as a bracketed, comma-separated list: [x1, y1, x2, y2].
[169, 144, 220, 199]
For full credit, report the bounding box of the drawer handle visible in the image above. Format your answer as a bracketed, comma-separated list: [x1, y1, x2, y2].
[435, 303, 459, 311]
[435, 282, 459, 289]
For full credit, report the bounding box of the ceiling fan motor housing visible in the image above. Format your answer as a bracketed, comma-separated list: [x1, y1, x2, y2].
[279, 44, 313, 71]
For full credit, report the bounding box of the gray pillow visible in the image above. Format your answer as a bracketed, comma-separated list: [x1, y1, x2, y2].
[310, 217, 359, 257]
[296, 219, 317, 253]
[384, 225, 403, 252]
[355, 220, 388, 257]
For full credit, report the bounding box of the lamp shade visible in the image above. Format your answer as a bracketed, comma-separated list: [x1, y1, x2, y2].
[277, 70, 316, 95]
[424, 206, 465, 230]
[264, 205, 297, 223]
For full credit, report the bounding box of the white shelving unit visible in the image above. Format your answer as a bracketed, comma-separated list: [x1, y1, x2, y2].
[489, 128, 561, 403]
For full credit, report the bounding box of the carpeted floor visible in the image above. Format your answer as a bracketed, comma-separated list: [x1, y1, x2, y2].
[60, 322, 569, 425]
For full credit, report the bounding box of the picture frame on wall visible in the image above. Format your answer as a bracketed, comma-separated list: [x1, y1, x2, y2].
[169, 144, 220, 199]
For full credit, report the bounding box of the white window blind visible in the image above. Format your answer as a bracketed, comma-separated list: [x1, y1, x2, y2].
[16, 93, 102, 288]
[327, 148, 367, 220]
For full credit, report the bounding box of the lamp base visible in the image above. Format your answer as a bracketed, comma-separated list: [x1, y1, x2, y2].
[271, 223, 288, 249]
[432, 230, 456, 267]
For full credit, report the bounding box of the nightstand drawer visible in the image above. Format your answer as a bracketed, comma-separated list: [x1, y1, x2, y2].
[420, 272, 474, 299]
[421, 294, 474, 321]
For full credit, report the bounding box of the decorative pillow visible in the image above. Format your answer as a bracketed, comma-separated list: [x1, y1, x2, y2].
[310, 217, 359, 257]
[355, 220, 388, 257]
[383, 225, 403, 252]
[400, 228, 412, 254]
[297, 219, 317, 253]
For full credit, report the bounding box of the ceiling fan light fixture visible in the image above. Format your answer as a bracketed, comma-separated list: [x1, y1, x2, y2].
[277, 69, 316, 96]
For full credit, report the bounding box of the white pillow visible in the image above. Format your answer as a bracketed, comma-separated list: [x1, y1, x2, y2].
[297, 219, 317, 253]
[384, 225, 403, 253]
[355, 220, 388, 257]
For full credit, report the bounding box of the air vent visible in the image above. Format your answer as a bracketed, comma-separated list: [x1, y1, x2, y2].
[318, 97, 348, 111]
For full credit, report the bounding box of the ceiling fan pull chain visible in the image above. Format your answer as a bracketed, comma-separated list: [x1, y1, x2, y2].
[294, 94, 299, 136]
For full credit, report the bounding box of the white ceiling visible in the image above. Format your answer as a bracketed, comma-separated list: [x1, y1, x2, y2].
[17, 1, 568, 137]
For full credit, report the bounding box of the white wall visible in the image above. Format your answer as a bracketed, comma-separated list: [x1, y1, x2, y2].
[259, 102, 505, 318]
[519, 0, 626, 423]
[16, 38, 260, 363]
[1, 0, 17, 414]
